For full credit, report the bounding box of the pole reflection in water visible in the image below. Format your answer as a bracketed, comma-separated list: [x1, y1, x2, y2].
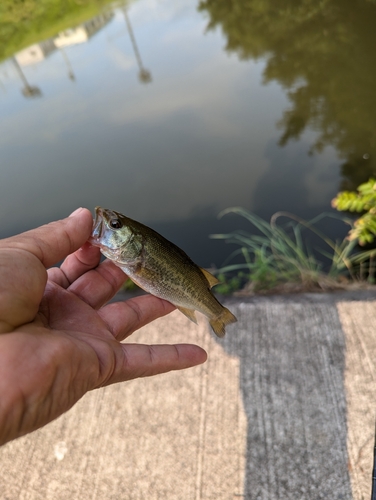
[123, 7, 152, 84]
[12, 57, 42, 99]
[59, 47, 76, 82]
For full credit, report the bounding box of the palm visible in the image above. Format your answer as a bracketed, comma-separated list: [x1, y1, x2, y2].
[3, 250, 172, 440]
[0, 209, 206, 445]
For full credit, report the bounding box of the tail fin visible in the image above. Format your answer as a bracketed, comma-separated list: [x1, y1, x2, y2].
[209, 307, 237, 338]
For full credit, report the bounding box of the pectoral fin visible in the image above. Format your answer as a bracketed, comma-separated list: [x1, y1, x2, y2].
[199, 267, 220, 288]
[177, 306, 198, 324]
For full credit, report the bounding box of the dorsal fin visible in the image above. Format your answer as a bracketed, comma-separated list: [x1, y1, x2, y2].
[199, 267, 220, 288]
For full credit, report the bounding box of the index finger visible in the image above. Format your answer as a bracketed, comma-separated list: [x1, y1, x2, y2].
[0, 208, 93, 268]
[101, 343, 207, 386]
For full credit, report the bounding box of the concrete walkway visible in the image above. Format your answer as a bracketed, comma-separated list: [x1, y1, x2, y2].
[1, 292, 376, 499]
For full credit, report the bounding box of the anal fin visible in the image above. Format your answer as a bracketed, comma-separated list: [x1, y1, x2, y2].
[177, 306, 198, 325]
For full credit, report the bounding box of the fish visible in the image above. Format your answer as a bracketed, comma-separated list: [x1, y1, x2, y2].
[89, 206, 237, 337]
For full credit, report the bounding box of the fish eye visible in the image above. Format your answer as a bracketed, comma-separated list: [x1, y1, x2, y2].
[109, 218, 123, 230]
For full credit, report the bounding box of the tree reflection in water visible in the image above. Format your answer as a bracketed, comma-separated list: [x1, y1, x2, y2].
[199, 0, 376, 190]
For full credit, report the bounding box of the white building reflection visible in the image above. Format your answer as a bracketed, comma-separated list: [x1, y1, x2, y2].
[54, 12, 114, 48]
[9, 8, 151, 96]
[11, 11, 114, 95]
[15, 39, 56, 67]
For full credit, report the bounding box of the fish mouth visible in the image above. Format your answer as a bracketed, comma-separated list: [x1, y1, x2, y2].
[89, 206, 104, 243]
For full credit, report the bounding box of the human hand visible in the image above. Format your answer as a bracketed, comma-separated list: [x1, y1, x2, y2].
[0, 208, 207, 445]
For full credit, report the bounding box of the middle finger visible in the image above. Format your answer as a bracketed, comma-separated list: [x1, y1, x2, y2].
[60, 242, 101, 285]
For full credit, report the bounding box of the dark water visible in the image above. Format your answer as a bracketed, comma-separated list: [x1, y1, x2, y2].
[1, 0, 376, 268]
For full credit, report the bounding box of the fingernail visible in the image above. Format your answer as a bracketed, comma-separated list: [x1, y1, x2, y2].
[69, 207, 84, 217]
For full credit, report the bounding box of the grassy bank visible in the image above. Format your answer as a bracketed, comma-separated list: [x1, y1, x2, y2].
[210, 207, 376, 296]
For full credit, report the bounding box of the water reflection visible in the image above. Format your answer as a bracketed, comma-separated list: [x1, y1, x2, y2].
[199, 0, 376, 191]
[0, 0, 375, 266]
[7, 7, 150, 95]
[12, 11, 114, 92]
[122, 8, 152, 83]
[12, 57, 42, 98]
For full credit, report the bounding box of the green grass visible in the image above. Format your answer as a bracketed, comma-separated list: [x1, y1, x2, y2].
[210, 207, 374, 294]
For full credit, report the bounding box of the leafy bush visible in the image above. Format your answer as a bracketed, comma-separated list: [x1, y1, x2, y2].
[332, 178, 376, 245]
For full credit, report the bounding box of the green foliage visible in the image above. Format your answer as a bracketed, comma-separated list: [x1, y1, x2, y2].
[121, 278, 140, 292]
[214, 272, 246, 295]
[332, 178, 376, 245]
[211, 207, 363, 293]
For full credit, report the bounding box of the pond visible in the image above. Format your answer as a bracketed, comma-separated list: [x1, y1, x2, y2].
[1, 0, 376, 268]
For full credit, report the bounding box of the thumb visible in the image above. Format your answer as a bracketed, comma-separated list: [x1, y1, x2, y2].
[0, 208, 93, 332]
[0, 208, 93, 268]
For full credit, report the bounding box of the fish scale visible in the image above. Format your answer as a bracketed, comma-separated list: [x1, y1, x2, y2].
[90, 206, 237, 337]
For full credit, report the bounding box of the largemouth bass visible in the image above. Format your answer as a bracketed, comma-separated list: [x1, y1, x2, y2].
[89, 207, 237, 337]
